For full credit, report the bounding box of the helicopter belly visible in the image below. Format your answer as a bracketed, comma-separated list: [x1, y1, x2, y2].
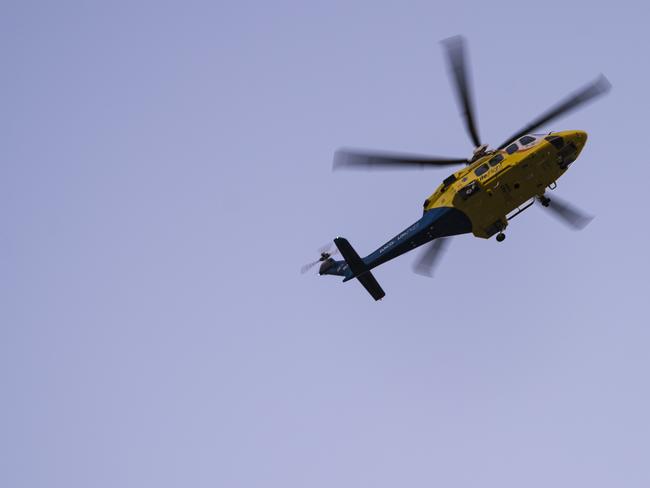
[453, 150, 568, 238]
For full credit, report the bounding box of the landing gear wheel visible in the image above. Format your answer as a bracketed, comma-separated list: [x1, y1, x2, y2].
[496, 232, 506, 242]
[540, 196, 551, 207]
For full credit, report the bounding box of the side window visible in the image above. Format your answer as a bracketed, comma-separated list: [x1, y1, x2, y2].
[519, 135, 536, 145]
[505, 143, 518, 155]
[474, 163, 489, 177]
[488, 154, 504, 167]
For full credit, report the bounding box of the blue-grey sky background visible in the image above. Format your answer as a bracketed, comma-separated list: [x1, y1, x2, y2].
[2, 1, 649, 487]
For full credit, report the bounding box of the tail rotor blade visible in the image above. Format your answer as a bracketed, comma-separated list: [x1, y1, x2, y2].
[301, 246, 340, 274]
[318, 241, 334, 254]
[540, 195, 594, 230]
[413, 238, 449, 277]
[300, 260, 319, 274]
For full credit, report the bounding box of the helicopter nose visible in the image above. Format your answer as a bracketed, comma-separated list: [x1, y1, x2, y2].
[552, 130, 587, 167]
[571, 130, 588, 151]
[561, 130, 588, 154]
[554, 130, 588, 153]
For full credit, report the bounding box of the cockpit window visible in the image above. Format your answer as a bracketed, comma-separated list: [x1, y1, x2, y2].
[474, 163, 489, 177]
[488, 154, 504, 166]
[519, 135, 536, 145]
[505, 143, 518, 155]
[545, 135, 564, 149]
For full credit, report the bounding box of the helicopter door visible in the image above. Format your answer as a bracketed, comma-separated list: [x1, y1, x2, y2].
[499, 182, 514, 202]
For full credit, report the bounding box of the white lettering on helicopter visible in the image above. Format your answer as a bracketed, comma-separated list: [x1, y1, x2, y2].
[397, 223, 418, 240]
[379, 223, 420, 254]
[379, 241, 395, 254]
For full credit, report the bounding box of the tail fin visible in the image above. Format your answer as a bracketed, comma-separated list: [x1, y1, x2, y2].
[334, 237, 385, 301]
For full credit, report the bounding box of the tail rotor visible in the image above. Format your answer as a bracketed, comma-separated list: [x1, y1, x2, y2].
[300, 242, 339, 274]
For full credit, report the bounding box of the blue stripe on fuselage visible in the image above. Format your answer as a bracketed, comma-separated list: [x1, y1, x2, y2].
[319, 207, 472, 280]
[359, 207, 471, 275]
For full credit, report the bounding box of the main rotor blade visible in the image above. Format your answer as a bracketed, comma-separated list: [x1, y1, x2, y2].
[413, 238, 449, 277]
[498, 75, 611, 149]
[441, 35, 482, 148]
[540, 195, 594, 230]
[333, 149, 467, 171]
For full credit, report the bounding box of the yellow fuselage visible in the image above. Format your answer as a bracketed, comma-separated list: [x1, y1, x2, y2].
[424, 130, 587, 238]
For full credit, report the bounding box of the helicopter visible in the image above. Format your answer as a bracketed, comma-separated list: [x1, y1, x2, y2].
[302, 35, 611, 301]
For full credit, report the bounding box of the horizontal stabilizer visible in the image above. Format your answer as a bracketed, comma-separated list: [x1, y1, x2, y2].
[356, 271, 385, 301]
[334, 237, 386, 301]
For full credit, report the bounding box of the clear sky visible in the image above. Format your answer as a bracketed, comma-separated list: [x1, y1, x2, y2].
[2, 1, 649, 487]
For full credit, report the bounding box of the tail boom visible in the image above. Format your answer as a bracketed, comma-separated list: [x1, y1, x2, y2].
[319, 206, 472, 300]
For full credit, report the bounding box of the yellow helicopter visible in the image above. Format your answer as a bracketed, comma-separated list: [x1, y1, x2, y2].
[302, 36, 611, 301]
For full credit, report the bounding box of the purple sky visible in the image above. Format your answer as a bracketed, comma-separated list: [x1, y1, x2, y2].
[2, 1, 649, 487]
